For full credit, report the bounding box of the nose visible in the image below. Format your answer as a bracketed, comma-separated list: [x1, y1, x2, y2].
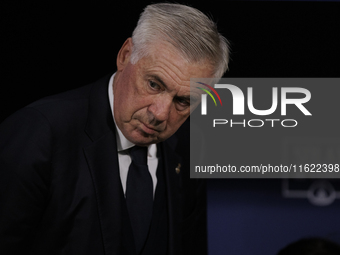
[148, 95, 173, 123]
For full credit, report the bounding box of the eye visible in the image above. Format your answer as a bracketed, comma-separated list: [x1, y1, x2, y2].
[149, 81, 161, 90]
[175, 97, 190, 110]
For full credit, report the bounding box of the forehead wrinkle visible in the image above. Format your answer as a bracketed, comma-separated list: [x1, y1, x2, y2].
[151, 53, 215, 88]
[144, 43, 214, 98]
[151, 59, 194, 90]
[148, 47, 194, 87]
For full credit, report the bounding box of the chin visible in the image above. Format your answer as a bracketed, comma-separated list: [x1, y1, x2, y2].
[128, 135, 157, 146]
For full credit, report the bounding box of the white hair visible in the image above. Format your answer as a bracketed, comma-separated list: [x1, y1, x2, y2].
[130, 3, 230, 78]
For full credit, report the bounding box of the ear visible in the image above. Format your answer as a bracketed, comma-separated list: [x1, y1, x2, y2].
[116, 38, 133, 71]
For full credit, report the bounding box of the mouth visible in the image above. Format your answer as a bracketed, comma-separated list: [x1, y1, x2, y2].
[139, 121, 161, 135]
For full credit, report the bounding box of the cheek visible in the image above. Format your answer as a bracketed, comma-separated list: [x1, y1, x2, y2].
[116, 95, 150, 124]
[115, 83, 138, 118]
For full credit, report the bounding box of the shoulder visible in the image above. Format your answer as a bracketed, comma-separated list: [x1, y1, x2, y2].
[0, 74, 113, 154]
[2, 74, 111, 132]
[26, 83, 93, 123]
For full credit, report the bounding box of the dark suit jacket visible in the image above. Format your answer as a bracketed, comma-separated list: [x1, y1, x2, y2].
[0, 74, 207, 255]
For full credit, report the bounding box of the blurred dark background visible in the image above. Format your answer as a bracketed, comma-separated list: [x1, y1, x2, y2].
[1, 1, 340, 254]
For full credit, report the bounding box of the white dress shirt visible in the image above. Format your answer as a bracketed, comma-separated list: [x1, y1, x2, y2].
[108, 74, 158, 196]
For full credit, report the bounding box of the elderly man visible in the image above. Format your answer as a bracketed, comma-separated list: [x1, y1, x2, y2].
[0, 3, 229, 255]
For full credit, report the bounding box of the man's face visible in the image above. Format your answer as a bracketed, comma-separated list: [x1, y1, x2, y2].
[113, 38, 214, 146]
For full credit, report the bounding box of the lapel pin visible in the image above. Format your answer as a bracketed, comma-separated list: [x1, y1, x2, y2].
[175, 163, 181, 174]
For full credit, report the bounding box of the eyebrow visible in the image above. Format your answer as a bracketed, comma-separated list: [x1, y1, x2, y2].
[149, 74, 198, 104]
[151, 75, 168, 89]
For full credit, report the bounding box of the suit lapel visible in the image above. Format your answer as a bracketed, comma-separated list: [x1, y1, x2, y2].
[83, 75, 134, 255]
[84, 133, 127, 254]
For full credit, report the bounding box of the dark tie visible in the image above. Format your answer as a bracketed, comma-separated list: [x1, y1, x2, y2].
[126, 146, 153, 254]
